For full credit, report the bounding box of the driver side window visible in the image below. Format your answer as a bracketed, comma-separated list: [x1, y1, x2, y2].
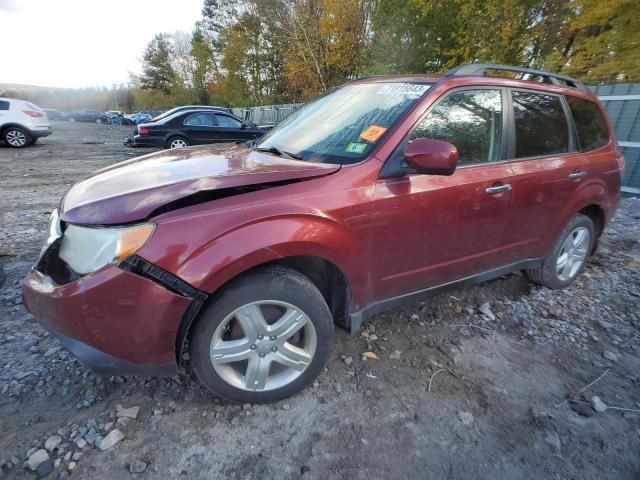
[409, 89, 503, 166]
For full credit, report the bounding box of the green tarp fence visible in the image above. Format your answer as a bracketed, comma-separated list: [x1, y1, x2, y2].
[590, 83, 640, 193]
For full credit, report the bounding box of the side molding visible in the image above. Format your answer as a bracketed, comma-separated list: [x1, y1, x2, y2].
[347, 259, 542, 332]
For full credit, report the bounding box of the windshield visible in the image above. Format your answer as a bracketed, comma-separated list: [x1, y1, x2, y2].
[255, 82, 430, 164]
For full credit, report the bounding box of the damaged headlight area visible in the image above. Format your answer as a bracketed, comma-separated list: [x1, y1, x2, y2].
[58, 223, 155, 275]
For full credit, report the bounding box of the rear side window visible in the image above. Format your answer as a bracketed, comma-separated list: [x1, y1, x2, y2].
[0, 100, 9, 110]
[512, 91, 569, 158]
[567, 97, 609, 151]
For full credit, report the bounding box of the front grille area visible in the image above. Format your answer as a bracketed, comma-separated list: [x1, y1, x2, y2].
[35, 239, 82, 285]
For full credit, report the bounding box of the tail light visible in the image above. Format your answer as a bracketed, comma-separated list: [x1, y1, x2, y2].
[24, 110, 44, 118]
[138, 127, 149, 135]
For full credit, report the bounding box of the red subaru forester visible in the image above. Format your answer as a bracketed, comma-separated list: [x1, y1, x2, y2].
[22, 64, 623, 403]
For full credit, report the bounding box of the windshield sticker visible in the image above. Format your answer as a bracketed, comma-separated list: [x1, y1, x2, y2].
[360, 125, 387, 142]
[376, 83, 430, 96]
[345, 143, 368, 154]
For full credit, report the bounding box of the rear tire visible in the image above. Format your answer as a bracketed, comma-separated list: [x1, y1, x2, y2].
[190, 266, 334, 403]
[526, 214, 594, 289]
[3, 127, 31, 148]
[166, 136, 189, 149]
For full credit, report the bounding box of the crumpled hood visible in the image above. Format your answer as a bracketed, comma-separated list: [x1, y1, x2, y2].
[61, 143, 340, 225]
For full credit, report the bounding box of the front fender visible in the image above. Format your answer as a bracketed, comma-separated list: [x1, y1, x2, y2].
[138, 215, 369, 310]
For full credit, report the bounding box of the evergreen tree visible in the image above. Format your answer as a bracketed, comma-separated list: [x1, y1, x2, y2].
[140, 34, 176, 94]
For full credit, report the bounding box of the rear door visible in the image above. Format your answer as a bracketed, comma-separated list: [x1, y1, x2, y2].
[500, 89, 587, 263]
[183, 112, 217, 144]
[370, 87, 514, 300]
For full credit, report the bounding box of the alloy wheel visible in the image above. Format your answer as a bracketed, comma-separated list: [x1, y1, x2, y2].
[209, 300, 317, 392]
[556, 226, 589, 281]
[6, 129, 27, 147]
[170, 138, 187, 149]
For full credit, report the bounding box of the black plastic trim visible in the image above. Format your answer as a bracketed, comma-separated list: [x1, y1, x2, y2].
[346, 259, 541, 332]
[49, 325, 178, 376]
[35, 239, 82, 285]
[120, 255, 207, 302]
[444, 64, 588, 92]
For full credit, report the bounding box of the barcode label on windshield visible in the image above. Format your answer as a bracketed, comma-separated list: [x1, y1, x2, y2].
[377, 84, 430, 96]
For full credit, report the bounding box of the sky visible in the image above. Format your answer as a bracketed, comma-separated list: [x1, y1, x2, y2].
[0, 0, 203, 88]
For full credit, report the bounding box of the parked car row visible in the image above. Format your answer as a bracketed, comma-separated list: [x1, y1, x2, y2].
[2, 99, 267, 149]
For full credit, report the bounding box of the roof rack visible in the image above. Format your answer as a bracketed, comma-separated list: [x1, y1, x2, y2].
[444, 64, 588, 92]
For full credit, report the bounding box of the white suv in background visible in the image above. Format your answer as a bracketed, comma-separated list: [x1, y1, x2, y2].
[0, 97, 52, 148]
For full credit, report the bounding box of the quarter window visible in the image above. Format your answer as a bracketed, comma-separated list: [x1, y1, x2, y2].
[184, 113, 215, 127]
[0, 100, 9, 110]
[567, 97, 609, 151]
[409, 89, 503, 166]
[216, 114, 242, 128]
[512, 91, 569, 158]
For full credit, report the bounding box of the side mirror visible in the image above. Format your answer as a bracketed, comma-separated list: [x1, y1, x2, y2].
[404, 138, 458, 176]
[241, 123, 248, 130]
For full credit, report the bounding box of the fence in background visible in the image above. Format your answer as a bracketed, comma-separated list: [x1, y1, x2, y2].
[591, 84, 640, 194]
[232, 103, 303, 126]
[232, 85, 639, 194]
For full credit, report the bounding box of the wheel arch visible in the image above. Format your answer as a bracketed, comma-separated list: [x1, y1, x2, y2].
[1, 123, 30, 135]
[176, 254, 353, 364]
[165, 132, 191, 147]
[578, 203, 605, 238]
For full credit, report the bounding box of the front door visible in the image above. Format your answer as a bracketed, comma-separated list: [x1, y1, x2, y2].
[214, 113, 261, 143]
[370, 88, 514, 300]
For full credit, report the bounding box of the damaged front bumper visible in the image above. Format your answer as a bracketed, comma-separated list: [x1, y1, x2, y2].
[22, 262, 192, 376]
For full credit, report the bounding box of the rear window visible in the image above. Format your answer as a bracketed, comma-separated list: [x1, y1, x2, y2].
[512, 91, 569, 158]
[567, 97, 610, 151]
[0, 100, 9, 110]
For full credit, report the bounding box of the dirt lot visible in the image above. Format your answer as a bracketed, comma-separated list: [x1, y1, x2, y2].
[1, 122, 640, 479]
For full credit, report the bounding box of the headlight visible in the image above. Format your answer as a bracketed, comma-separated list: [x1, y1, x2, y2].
[58, 223, 155, 275]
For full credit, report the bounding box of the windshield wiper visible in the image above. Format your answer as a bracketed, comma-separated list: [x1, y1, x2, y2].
[255, 145, 303, 160]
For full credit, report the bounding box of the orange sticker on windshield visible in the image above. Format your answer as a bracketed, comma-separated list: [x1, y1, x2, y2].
[360, 125, 387, 142]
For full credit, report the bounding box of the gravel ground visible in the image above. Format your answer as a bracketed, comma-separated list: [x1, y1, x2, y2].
[1, 122, 639, 479]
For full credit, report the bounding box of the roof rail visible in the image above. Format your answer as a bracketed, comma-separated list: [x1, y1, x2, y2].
[444, 64, 588, 92]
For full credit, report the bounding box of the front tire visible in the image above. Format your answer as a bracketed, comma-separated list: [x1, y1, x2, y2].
[526, 213, 594, 289]
[190, 266, 334, 403]
[3, 127, 31, 148]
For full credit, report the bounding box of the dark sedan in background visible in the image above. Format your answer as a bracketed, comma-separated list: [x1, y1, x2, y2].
[67, 110, 110, 123]
[129, 109, 268, 149]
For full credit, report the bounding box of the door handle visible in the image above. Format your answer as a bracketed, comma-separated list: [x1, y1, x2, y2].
[568, 171, 587, 180]
[485, 184, 512, 194]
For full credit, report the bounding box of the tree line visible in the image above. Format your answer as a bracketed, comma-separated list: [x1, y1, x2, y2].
[3, 0, 638, 111]
[137, 0, 639, 108]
